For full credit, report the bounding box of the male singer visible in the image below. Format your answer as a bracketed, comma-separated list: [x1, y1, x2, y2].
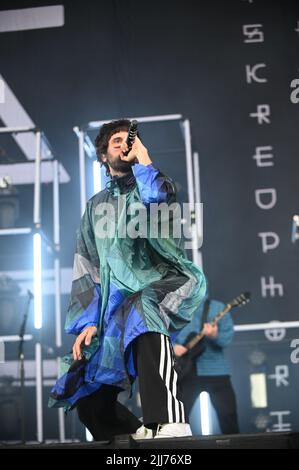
[49, 119, 206, 440]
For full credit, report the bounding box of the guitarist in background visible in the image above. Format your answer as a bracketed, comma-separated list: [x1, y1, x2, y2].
[173, 289, 240, 435]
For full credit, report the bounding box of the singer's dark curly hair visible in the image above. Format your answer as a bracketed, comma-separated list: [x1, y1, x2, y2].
[94, 119, 131, 176]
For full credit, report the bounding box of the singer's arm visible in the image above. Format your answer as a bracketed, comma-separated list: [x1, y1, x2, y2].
[120, 136, 175, 205]
[132, 164, 175, 205]
[120, 135, 152, 166]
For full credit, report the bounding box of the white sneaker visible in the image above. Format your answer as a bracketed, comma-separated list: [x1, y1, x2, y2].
[154, 423, 192, 439]
[131, 425, 154, 440]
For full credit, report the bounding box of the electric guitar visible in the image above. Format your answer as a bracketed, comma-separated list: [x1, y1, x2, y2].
[175, 292, 251, 380]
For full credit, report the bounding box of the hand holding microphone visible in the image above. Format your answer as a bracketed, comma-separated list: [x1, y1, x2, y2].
[120, 120, 152, 166]
[123, 120, 138, 156]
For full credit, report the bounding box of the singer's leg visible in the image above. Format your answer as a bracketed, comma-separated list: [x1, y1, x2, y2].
[76, 384, 141, 440]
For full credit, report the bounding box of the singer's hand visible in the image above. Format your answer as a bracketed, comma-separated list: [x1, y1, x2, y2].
[72, 326, 97, 360]
[173, 344, 188, 357]
[120, 136, 152, 166]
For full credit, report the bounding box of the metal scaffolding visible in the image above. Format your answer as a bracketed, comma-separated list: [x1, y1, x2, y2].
[0, 126, 65, 442]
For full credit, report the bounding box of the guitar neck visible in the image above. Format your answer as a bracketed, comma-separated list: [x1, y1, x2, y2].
[185, 304, 232, 350]
[210, 304, 232, 326]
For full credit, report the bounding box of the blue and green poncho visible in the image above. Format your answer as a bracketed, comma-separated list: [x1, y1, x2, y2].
[49, 163, 206, 411]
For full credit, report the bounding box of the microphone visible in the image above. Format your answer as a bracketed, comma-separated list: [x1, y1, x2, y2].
[124, 120, 138, 156]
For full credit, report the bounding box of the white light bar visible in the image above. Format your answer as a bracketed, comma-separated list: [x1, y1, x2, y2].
[93, 161, 102, 194]
[35, 343, 43, 442]
[0, 126, 36, 133]
[234, 321, 299, 332]
[0, 227, 32, 236]
[200, 392, 211, 435]
[33, 233, 42, 329]
[87, 114, 183, 130]
[0, 6, 64, 33]
[0, 335, 33, 342]
[0, 161, 70, 185]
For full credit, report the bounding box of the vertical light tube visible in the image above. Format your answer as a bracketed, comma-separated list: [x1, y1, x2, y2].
[54, 258, 61, 347]
[79, 130, 86, 216]
[193, 152, 201, 202]
[33, 232, 42, 329]
[193, 151, 203, 267]
[53, 160, 60, 247]
[182, 119, 195, 208]
[35, 342, 43, 443]
[58, 408, 65, 442]
[182, 119, 198, 263]
[93, 160, 102, 194]
[193, 152, 203, 241]
[200, 391, 211, 435]
[0, 340, 4, 363]
[53, 159, 64, 441]
[53, 159, 62, 347]
[196, 251, 203, 269]
[57, 357, 66, 442]
[33, 131, 42, 226]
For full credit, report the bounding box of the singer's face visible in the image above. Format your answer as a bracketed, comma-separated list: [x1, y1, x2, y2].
[103, 131, 133, 175]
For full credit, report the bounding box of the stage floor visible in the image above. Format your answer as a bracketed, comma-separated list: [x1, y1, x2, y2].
[1, 432, 299, 449]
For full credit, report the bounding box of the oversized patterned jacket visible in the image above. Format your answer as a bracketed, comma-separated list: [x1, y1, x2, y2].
[49, 163, 206, 411]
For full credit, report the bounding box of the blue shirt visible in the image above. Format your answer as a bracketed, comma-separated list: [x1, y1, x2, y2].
[174, 299, 234, 376]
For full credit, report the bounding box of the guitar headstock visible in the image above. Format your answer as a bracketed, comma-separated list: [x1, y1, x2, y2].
[229, 292, 251, 308]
